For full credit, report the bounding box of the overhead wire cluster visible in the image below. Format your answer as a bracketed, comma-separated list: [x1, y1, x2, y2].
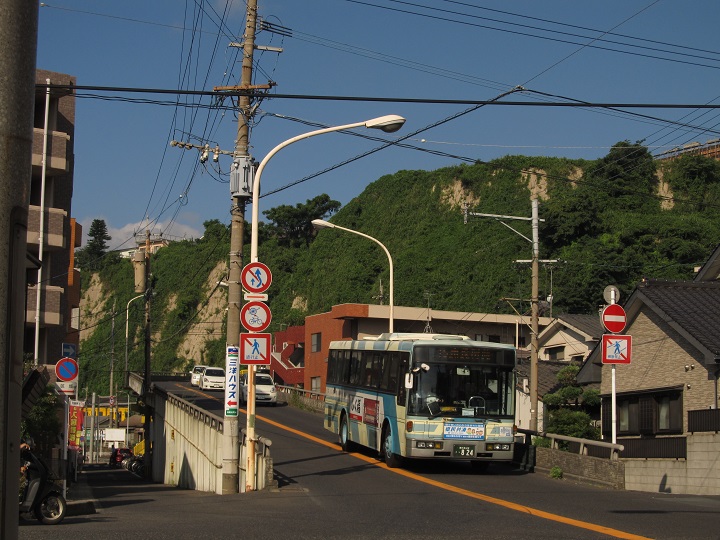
[38, 1, 720, 352]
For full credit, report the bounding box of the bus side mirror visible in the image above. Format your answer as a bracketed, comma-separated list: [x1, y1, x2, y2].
[404, 373, 414, 389]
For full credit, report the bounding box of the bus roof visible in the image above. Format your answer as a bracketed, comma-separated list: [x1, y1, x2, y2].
[330, 333, 515, 351]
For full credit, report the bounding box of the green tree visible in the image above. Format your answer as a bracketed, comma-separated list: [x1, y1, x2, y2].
[585, 141, 657, 212]
[263, 194, 341, 247]
[665, 154, 720, 212]
[543, 365, 600, 440]
[77, 219, 112, 271]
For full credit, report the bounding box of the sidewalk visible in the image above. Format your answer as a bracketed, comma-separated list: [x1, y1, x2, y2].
[65, 465, 98, 517]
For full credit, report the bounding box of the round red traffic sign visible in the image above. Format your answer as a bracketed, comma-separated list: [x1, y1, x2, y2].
[241, 262, 272, 293]
[240, 301, 272, 332]
[55, 357, 79, 382]
[602, 304, 627, 333]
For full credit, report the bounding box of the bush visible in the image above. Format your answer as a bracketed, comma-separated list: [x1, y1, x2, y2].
[533, 436, 551, 448]
[550, 466, 563, 479]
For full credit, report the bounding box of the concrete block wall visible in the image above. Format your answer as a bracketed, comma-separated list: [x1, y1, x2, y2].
[624, 433, 720, 495]
[535, 446, 625, 489]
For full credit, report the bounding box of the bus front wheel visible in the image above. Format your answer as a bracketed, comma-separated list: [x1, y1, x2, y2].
[382, 424, 402, 468]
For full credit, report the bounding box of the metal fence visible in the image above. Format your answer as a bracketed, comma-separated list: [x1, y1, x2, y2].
[688, 408, 720, 433]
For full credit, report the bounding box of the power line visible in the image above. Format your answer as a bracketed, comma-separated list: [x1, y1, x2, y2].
[36, 84, 720, 110]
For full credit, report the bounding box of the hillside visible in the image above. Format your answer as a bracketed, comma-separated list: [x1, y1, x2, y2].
[77, 143, 720, 394]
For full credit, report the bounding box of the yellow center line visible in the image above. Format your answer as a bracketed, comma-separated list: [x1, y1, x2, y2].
[256, 412, 651, 540]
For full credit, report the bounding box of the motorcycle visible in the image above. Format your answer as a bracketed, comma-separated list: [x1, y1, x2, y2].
[19, 448, 67, 525]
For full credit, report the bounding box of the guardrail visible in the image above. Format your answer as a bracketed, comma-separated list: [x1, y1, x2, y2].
[277, 385, 326, 413]
[544, 433, 624, 460]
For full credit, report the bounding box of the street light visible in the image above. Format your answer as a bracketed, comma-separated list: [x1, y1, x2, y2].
[311, 219, 394, 333]
[119, 390, 132, 447]
[245, 114, 406, 491]
[125, 294, 144, 385]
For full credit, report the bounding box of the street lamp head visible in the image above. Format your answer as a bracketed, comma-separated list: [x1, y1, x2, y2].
[364, 115, 406, 133]
[311, 219, 335, 230]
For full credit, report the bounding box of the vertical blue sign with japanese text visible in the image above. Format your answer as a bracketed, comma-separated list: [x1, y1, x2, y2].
[225, 346, 239, 417]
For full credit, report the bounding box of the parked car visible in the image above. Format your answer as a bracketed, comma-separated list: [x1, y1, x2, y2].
[190, 365, 208, 387]
[241, 373, 278, 405]
[199, 367, 226, 391]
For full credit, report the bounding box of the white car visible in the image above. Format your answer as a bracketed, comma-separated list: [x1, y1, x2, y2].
[190, 365, 208, 387]
[199, 367, 226, 391]
[241, 373, 278, 405]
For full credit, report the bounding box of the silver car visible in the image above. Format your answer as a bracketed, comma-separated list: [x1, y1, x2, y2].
[241, 373, 278, 405]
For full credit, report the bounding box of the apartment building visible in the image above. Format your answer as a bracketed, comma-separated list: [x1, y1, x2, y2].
[26, 70, 82, 366]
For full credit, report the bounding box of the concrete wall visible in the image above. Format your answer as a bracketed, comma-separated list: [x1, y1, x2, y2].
[535, 446, 625, 489]
[534, 432, 720, 495]
[623, 433, 720, 495]
[154, 393, 224, 494]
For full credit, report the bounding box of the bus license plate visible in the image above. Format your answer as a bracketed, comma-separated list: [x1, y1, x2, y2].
[453, 444, 475, 457]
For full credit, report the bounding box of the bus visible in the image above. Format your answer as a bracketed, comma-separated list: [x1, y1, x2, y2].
[324, 333, 516, 470]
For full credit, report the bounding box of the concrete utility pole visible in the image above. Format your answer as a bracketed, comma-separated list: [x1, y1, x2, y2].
[464, 198, 544, 433]
[0, 3, 39, 537]
[221, 0, 258, 495]
[529, 198, 540, 433]
[143, 231, 152, 480]
[110, 300, 116, 428]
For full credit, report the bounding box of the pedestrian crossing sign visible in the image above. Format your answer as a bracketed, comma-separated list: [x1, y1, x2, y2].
[240, 333, 271, 365]
[602, 334, 632, 364]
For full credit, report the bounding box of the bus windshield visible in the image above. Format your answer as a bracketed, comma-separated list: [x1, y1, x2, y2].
[408, 346, 515, 419]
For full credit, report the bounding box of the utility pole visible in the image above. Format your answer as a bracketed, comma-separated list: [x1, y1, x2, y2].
[133, 231, 153, 479]
[220, 0, 258, 495]
[0, 3, 38, 536]
[143, 231, 152, 479]
[529, 198, 540, 433]
[464, 198, 545, 433]
[110, 300, 116, 428]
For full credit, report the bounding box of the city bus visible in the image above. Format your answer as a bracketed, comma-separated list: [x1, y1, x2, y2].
[324, 333, 517, 470]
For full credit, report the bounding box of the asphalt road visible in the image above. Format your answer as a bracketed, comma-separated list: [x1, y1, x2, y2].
[18, 382, 720, 540]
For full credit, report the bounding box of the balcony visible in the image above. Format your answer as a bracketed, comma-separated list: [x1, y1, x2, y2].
[26, 285, 64, 327]
[31, 128, 71, 175]
[27, 206, 68, 250]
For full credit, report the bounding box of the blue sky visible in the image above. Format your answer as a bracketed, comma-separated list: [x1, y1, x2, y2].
[37, 1, 720, 249]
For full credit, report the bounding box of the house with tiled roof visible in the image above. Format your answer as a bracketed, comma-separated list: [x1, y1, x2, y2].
[575, 244, 720, 494]
[515, 314, 603, 431]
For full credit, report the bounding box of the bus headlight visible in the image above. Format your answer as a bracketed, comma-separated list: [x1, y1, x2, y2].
[485, 443, 511, 451]
[416, 441, 443, 450]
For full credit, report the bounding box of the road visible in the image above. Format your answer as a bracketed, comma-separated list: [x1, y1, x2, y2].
[19, 381, 720, 539]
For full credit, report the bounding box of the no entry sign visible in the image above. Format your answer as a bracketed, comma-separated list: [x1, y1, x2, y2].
[601, 304, 627, 334]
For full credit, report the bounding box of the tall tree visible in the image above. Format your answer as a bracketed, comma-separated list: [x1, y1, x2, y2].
[78, 218, 112, 271]
[543, 365, 600, 439]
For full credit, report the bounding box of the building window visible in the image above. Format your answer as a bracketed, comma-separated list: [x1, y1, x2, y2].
[658, 396, 670, 430]
[602, 390, 682, 438]
[311, 377, 321, 393]
[618, 400, 629, 432]
[311, 333, 321, 352]
[547, 346, 565, 361]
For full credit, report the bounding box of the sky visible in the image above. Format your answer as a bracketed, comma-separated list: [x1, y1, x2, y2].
[36, 0, 720, 250]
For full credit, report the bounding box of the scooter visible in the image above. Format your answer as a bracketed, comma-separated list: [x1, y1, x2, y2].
[19, 449, 67, 525]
